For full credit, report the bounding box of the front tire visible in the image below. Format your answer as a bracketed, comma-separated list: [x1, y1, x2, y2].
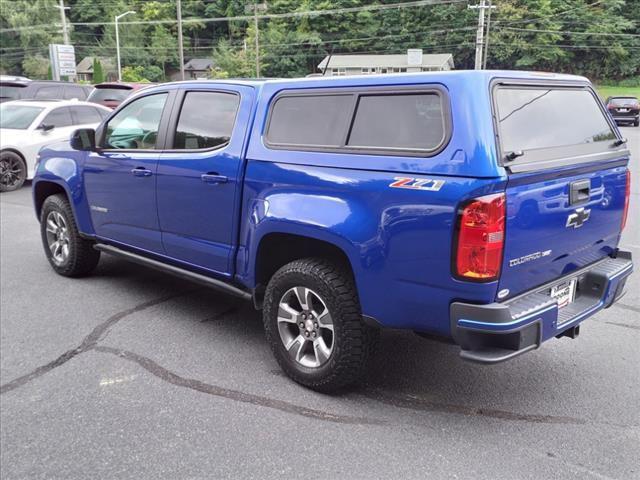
[0, 151, 27, 192]
[263, 258, 378, 392]
[40, 194, 100, 277]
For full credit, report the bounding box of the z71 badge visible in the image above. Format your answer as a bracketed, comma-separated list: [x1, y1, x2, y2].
[389, 177, 445, 191]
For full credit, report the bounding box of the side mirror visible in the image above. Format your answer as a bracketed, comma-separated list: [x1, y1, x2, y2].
[70, 128, 96, 151]
[39, 123, 54, 132]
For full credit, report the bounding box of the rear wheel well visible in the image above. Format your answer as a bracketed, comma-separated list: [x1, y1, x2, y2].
[254, 233, 354, 305]
[34, 182, 67, 219]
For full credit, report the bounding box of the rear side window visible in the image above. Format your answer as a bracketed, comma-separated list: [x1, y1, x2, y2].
[348, 93, 444, 151]
[267, 94, 353, 147]
[64, 86, 87, 100]
[265, 88, 448, 155]
[34, 86, 63, 99]
[495, 87, 616, 154]
[173, 91, 239, 149]
[41, 107, 73, 128]
[95, 107, 110, 120]
[70, 106, 102, 125]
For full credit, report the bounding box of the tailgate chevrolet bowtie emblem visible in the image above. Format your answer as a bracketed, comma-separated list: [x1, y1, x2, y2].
[566, 207, 591, 229]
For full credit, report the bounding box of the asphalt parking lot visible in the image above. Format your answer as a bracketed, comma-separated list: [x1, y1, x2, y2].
[1, 127, 638, 480]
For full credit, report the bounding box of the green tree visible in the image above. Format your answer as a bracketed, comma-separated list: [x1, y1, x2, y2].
[2, 0, 639, 81]
[150, 25, 178, 80]
[92, 58, 105, 84]
[22, 55, 49, 79]
[213, 39, 253, 78]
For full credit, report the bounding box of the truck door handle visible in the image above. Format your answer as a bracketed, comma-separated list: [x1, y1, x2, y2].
[201, 173, 228, 184]
[131, 167, 152, 177]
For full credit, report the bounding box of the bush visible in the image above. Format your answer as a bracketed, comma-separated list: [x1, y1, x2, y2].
[142, 65, 164, 82]
[22, 56, 49, 79]
[121, 66, 150, 83]
[598, 78, 640, 88]
[617, 78, 640, 88]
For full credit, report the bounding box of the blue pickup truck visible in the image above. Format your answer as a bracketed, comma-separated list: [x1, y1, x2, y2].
[32, 70, 633, 391]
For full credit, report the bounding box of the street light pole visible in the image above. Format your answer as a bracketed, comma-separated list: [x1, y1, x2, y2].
[115, 10, 135, 82]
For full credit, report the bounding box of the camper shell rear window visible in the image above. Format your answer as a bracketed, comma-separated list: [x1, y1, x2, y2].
[492, 82, 622, 173]
[265, 86, 451, 157]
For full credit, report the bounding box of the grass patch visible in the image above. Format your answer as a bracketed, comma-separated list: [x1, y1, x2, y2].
[596, 85, 640, 100]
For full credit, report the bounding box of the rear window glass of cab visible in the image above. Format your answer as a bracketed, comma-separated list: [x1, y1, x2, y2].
[265, 87, 449, 156]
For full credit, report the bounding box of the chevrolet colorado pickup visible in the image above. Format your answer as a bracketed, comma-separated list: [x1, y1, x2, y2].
[32, 71, 633, 392]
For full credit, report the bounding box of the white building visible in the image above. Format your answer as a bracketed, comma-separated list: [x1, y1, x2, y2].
[317, 50, 454, 76]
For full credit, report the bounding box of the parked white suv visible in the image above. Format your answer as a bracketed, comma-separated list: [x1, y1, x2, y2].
[0, 100, 110, 192]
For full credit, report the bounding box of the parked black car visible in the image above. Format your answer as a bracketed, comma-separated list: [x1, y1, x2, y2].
[605, 96, 639, 127]
[0, 80, 92, 103]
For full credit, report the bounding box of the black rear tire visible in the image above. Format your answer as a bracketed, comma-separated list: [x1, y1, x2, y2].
[263, 258, 378, 392]
[634, 119, 639, 127]
[40, 194, 100, 277]
[0, 151, 27, 192]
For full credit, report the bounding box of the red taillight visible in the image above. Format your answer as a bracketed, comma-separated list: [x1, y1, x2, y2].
[622, 170, 631, 231]
[455, 193, 506, 281]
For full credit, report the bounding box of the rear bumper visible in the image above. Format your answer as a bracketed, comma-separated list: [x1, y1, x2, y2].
[612, 114, 639, 123]
[450, 251, 633, 364]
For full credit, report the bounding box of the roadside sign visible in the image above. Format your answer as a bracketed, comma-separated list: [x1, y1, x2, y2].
[48, 44, 77, 80]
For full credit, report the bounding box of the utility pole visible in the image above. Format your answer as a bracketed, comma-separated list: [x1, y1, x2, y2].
[56, 0, 70, 45]
[177, 0, 185, 81]
[482, 0, 494, 69]
[245, 3, 267, 78]
[468, 0, 495, 70]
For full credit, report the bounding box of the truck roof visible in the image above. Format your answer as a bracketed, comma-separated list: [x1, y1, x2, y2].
[154, 70, 589, 92]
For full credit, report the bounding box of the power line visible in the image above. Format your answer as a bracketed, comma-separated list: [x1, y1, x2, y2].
[497, 26, 640, 37]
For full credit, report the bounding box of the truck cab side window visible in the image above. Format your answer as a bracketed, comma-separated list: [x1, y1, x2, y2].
[173, 91, 240, 150]
[103, 93, 168, 150]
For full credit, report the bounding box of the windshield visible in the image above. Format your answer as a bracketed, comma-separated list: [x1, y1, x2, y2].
[0, 85, 26, 101]
[0, 104, 44, 129]
[609, 97, 638, 107]
[88, 87, 132, 103]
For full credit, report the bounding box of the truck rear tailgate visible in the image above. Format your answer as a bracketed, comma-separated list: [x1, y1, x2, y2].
[492, 81, 630, 299]
[499, 163, 628, 298]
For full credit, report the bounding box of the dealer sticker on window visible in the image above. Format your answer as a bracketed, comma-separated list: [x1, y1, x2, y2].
[550, 279, 577, 309]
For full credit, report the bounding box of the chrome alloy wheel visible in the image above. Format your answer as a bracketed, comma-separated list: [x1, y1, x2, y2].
[0, 157, 24, 189]
[277, 287, 334, 368]
[45, 211, 70, 265]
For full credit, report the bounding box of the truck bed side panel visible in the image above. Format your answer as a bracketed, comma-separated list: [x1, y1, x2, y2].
[237, 160, 505, 335]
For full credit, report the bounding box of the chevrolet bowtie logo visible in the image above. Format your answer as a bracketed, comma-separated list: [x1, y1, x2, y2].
[566, 207, 591, 229]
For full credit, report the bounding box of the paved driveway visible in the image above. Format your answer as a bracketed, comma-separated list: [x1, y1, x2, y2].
[1, 127, 638, 479]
